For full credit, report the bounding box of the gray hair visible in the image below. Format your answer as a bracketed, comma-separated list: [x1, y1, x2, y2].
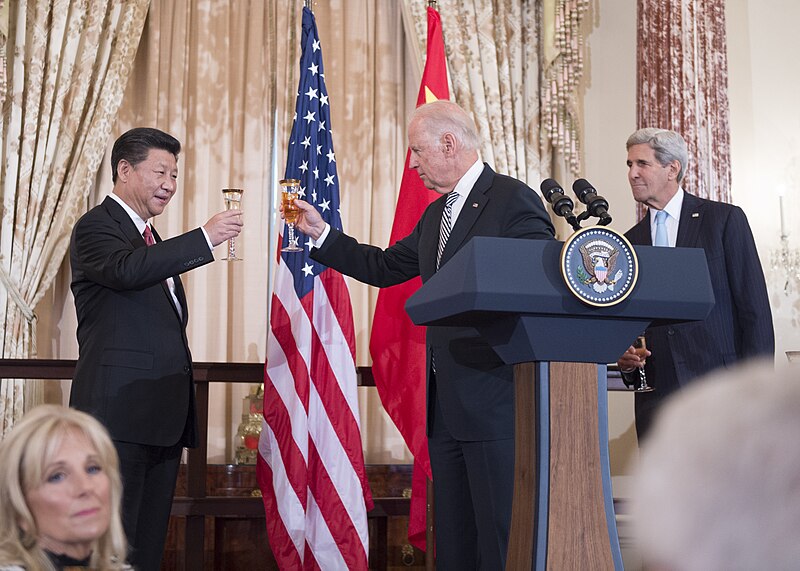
[626, 127, 688, 182]
[635, 361, 800, 571]
[409, 100, 481, 152]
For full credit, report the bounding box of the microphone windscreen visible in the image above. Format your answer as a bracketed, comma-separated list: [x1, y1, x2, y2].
[540, 178, 563, 201]
[572, 178, 596, 202]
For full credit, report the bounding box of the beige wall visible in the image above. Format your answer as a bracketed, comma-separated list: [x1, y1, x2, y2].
[582, 0, 640, 488]
[727, 0, 800, 361]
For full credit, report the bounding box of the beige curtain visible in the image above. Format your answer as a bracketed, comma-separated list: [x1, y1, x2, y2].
[405, 0, 588, 238]
[637, 0, 731, 203]
[0, 0, 148, 436]
[405, 0, 544, 183]
[88, 0, 410, 462]
[0, 0, 7, 109]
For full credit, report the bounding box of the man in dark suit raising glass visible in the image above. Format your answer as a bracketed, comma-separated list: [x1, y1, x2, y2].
[290, 100, 555, 570]
[69, 128, 242, 570]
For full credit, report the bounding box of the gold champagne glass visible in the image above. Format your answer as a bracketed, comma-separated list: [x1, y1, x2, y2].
[222, 188, 243, 261]
[632, 335, 654, 392]
[280, 179, 303, 253]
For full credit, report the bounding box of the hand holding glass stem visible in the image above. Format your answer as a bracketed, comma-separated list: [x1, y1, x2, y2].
[280, 179, 304, 252]
[632, 335, 654, 392]
[221, 188, 244, 261]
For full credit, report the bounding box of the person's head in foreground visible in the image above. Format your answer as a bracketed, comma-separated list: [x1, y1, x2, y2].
[635, 360, 800, 571]
[0, 405, 127, 570]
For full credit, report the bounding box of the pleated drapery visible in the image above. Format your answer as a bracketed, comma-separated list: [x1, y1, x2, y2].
[0, 0, 149, 435]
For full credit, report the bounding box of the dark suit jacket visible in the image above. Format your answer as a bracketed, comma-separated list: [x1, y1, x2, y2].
[69, 196, 213, 448]
[625, 192, 774, 436]
[311, 164, 555, 441]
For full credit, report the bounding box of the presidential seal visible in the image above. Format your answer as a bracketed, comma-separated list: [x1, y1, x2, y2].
[560, 226, 638, 307]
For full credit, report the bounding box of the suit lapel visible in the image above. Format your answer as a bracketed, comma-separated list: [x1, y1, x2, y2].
[103, 197, 185, 323]
[418, 195, 448, 279]
[438, 164, 492, 267]
[103, 197, 147, 248]
[628, 213, 652, 245]
[676, 193, 703, 247]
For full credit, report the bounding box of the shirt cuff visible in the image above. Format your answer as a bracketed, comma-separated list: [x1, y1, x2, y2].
[200, 227, 213, 251]
[311, 223, 331, 248]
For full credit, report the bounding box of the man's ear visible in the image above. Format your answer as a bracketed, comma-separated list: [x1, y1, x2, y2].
[117, 159, 132, 183]
[441, 132, 456, 155]
[667, 160, 680, 181]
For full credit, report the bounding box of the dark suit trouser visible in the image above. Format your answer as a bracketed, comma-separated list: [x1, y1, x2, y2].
[428, 394, 515, 571]
[115, 440, 183, 571]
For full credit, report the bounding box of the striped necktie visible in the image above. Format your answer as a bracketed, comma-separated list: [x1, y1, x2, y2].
[437, 191, 459, 270]
[654, 210, 669, 247]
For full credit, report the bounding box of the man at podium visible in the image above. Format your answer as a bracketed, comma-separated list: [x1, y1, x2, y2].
[290, 100, 555, 570]
[617, 128, 774, 439]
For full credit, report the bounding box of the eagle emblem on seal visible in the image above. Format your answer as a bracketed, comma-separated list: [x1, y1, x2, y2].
[578, 240, 624, 293]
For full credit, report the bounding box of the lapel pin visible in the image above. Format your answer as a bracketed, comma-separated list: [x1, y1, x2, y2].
[692, 212, 699, 218]
[472, 202, 479, 208]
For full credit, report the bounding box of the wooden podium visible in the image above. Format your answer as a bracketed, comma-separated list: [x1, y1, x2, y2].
[405, 237, 714, 570]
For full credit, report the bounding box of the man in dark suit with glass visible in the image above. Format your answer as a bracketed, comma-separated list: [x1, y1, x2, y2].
[617, 128, 774, 439]
[290, 100, 555, 570]
[69, 128, 242, 570]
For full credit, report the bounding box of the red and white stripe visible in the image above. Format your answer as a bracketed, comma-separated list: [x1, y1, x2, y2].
[257, 259, 373, 570]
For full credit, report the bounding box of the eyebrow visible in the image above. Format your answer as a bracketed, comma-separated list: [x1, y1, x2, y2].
[44, 454, 102, 469]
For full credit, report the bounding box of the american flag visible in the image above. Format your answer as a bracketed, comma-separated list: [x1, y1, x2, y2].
[256, 7, 373, 570]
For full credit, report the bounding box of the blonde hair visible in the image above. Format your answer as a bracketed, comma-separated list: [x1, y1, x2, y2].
[0, 405, 127, 570]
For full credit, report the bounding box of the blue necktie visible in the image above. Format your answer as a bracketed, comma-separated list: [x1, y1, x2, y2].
[654, 210, 669, 247]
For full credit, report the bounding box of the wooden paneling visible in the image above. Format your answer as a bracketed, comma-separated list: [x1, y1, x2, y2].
[163, 464, 424, 571]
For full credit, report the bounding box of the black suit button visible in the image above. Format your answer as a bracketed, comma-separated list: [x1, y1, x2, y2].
[667, 328, 675, 335]
[183, 365, 191, 374]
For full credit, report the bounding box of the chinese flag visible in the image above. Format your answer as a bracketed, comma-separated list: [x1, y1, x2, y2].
[368, 6, 449, 551]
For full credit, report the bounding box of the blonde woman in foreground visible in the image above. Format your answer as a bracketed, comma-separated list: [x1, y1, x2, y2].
[0, 405, 129, 570]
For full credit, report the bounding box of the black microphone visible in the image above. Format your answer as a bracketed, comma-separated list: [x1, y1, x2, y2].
[572, 178, 612, 226]
[540, 178, 580, 230]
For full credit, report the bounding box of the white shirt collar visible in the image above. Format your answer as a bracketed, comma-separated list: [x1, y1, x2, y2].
[452, 159, 484, 199]
[652, 187, 684, 221]
[648, 188, 684, 246]
[109, 192, 149, 234]
[447, 159, 483, 223]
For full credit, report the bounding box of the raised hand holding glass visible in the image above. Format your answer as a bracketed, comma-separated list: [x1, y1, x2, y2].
[221, 188, 244, 261]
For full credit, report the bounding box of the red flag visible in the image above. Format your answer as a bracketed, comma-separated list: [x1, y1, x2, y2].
[257, 7, 373, 569]
[368, 6, 449, 551]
